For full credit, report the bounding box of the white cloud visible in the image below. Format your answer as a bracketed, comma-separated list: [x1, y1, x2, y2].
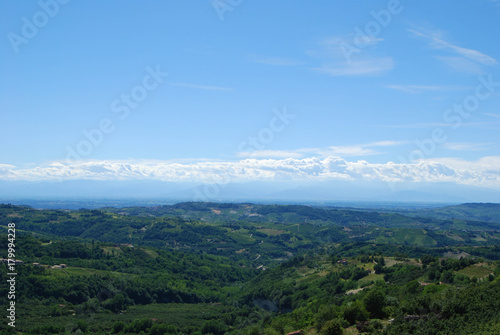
[1, 156, 499, 188]
[419, 156, 500, 172]
[386, 84, 470, 94]
[364, 140, 409, 147]
[322, 35, 384, 49]
[435, 56, 484, 75]
[236, 150, 303, 159]
[483, 112, 500, 118]
[288, 146, 380, 158]
[442, 142, 492, 151]
[410, 28, 497, 66]
[0, 164, 16, 169]
[236, 141, 408, 159]
[410, 28, 497, 74]
[313, 57, 394, 76]
[308, 35, 393, 76]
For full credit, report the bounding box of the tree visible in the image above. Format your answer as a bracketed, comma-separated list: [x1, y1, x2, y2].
[263, 327, 280, 335]
[321, 319, 344, 335]
[103, 293, 127, 313]
[363, 289, 386, 319]
[75, 320, 88, 332]
[124, 319, 153, 333]
[428, 269, 437, 281]
[343, 301, 368, 325]
[150, 324, 178, 335]
[247, 326, 260, 335]
[374, 263, 384, 274]
[112, 321, 125, 333]
[440, 270, 453, 284]
[420, 254, 435, 267]
[359, 254, 371, 263]
[406, 280, 421, 294]
[315, 305, 338, 331]
[270, 318, 287, 335]
[201, 319, 227, 335]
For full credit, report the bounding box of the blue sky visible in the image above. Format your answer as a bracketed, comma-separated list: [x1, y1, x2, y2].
[1, 0, 500, 196]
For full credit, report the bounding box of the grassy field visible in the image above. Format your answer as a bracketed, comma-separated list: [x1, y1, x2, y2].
[358, 273, 384, 285]
[458, 264, 494, 279]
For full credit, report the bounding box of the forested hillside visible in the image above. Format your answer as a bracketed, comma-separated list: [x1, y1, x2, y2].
[1, 202, 499, 334]
[379, 203, 500, 225]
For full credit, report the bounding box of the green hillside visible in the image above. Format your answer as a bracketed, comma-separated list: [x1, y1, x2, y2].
[388, 203, 500, 225]
[1, 202, 500, 334]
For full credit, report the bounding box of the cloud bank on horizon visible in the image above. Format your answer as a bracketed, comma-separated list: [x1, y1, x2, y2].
[1, 156, 499, 189]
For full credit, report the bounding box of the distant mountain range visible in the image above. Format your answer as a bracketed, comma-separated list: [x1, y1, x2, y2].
[0, 179, 499, 205]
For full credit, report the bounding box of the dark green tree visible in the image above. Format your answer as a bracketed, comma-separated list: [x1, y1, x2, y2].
[363, 289, 386, 319]
[201, 319, 227, 335]
[321, 319, 344, 335]
[150, 324, 178, 335]
[343, 301, 368, 325]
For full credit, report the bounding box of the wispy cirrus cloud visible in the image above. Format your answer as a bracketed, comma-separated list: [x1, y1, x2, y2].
[311, 140, 409, 157]
[442, 142, 492, 151]
[483, 112, 500, 118]
[322, 35, 384, 49]
[313, 57, 394, 77]
[236, 150, 303, 159]
[302, 145, 380, 157]
[410, 28, 497, 72]
[436, 56, 485, 75]
[386, 84, 470, 94]
[410, 28, 497, 65]
[237, 141, 409, 159]
[308, 35, 394, 76]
